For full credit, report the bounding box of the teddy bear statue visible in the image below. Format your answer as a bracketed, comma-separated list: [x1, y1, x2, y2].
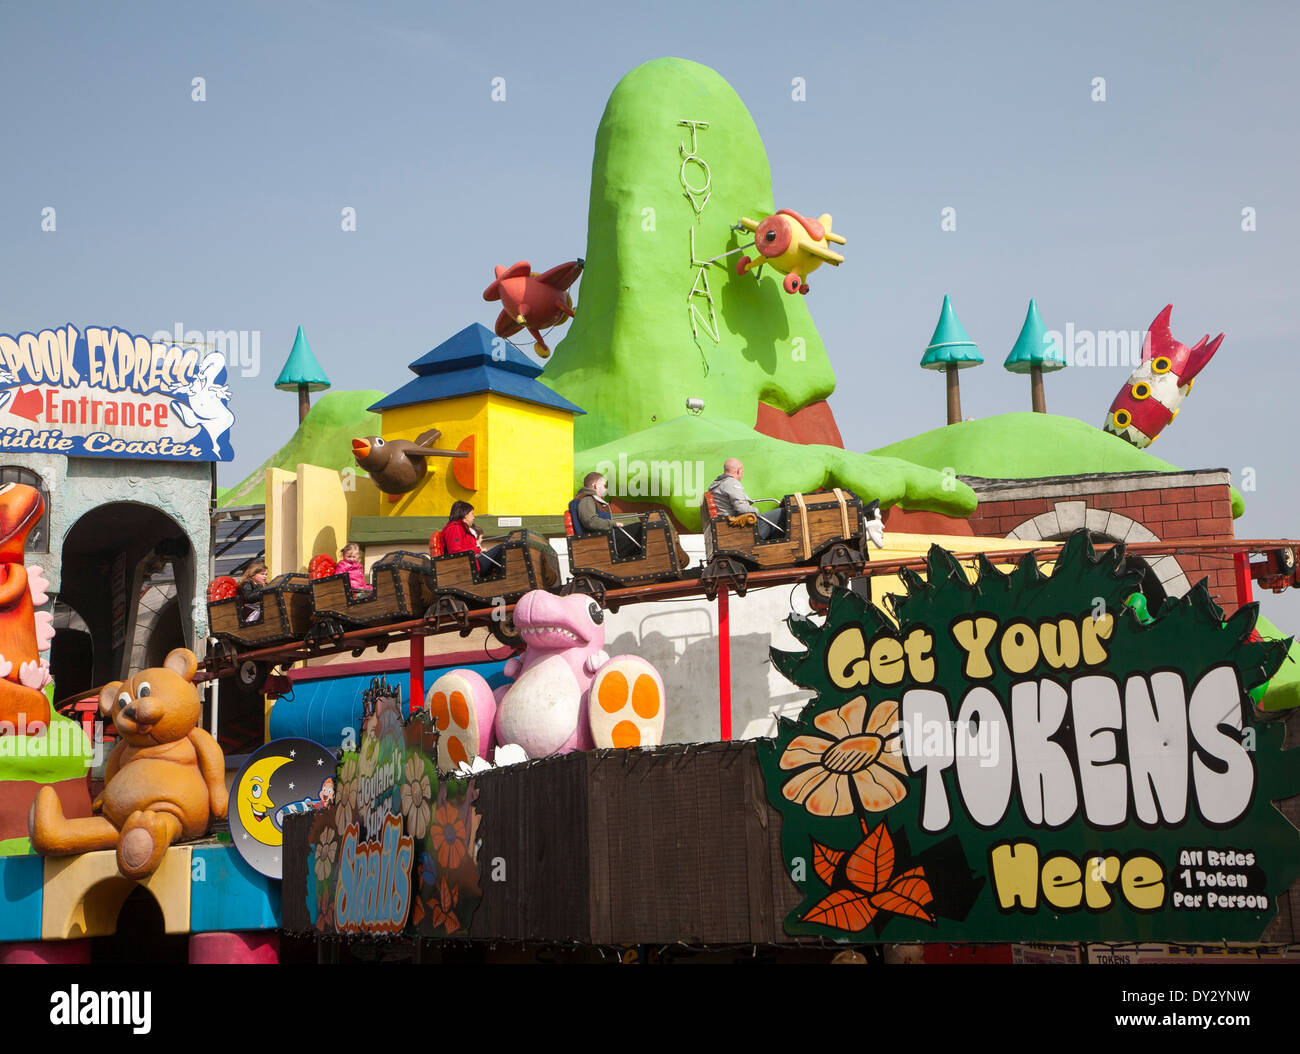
[30, 647, 228, 879]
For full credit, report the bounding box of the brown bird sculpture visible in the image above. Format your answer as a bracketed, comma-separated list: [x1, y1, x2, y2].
[351, 428, 467, 495]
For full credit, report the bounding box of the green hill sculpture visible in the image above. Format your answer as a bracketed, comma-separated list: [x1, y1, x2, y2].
[546, 57, 968, 517]
[219, 390, 382, 507]
[544, 57, 840, 450]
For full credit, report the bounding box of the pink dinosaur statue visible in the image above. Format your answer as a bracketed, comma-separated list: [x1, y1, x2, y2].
[426, 590, 666, 764]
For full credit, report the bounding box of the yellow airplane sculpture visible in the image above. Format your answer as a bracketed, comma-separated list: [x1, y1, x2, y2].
[735, 209, 846, 294]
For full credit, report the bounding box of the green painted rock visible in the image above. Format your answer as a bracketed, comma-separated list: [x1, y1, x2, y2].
[0, 713, 94, 856]
[544, 57, 839, 451]
[1253, 612, 1300, 712]
[870, 412, 1246, 517]
[220, 389, 383, 507]
[578, 416, 977, 527]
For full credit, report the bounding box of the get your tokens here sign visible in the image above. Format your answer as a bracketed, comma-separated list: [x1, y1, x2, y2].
[0, 324, 235, 461]
[758, 531, 1299, 942]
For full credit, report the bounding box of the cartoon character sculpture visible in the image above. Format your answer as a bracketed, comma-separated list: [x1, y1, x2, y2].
[0, 482, 53, 731]
[735, 209, 845, 294]
[30, 648, 228, 879]
[482, 259, 584, 357]
[426, 668, 499, 772]
[352, 428, 467, 495]
[1103, 305, 1223, 449]
[426, 590, 665, 764]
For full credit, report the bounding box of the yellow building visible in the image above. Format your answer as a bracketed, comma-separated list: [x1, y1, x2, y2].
[368, 323, 584, 517]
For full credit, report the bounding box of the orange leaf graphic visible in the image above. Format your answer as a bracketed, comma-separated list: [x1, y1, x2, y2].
[812, 839, 846, 887]
[803, 888, 878, 932]
[844, 821, 894, 894]
[870, 866, 936, 922]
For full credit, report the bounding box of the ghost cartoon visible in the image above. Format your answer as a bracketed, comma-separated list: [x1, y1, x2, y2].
[0, 364, 16, 415]
[169, 352, 234, 459]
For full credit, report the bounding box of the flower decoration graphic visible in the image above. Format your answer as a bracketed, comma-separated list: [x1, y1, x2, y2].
[402, 755, 433, 839]
[314, 826, 338, 882]
[779, 696, 907, 817]
[430, 801, 468, 869]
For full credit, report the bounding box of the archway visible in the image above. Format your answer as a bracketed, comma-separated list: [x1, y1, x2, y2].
[89, 884, 189, 963]
[49, 601, 94, 704]
[142, 597, 185, 669]
[1005, 501, 1191, 606]
[59, 503, 196, 686]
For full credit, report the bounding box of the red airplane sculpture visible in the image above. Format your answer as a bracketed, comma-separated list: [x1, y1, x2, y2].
[483, 259, 584, 357]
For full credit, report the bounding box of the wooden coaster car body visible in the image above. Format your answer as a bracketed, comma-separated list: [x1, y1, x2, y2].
[208, 573, 314, 649]
[424, 529, 560, 608]
[566, 509, 691, 587]
[701, 489, 868, 569]
[310, 551, 430, 628]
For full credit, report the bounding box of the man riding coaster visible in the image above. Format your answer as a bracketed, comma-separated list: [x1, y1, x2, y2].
[708, 458, 887, 550]
[707, 458, 788, 540]
[570, 472, 643, 558]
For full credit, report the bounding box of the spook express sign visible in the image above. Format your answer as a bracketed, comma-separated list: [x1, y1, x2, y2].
[0, 324, 235, 461]
[758, 532, 1300, 942]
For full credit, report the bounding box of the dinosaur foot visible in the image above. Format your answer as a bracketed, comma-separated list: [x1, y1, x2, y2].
[588, 657, 666, 749]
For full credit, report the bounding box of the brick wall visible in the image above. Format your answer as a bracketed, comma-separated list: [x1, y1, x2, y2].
[964, 469, 1243, 616]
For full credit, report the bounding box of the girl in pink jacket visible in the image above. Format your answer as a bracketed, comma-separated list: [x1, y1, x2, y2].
[336, 543, 371, 595]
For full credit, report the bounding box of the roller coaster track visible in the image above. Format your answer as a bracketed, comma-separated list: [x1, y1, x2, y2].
[190, 536, 1297, 686]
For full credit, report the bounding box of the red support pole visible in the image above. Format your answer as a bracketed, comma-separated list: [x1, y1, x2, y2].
[1233, 551, 1254, 614]
[410, 632, 425, 716]
[718, 585, 731, 741]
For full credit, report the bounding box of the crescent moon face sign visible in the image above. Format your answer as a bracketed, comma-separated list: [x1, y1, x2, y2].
[229, 738, 337, 879]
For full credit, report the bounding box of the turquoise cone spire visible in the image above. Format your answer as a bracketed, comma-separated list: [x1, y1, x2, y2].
[275, 326, 331, 392]
[1004, 299, 1066, 374]
[921, 295, 983, 370]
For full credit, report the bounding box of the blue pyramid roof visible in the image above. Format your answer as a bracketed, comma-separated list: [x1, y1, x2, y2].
[369, 323, 585, 415]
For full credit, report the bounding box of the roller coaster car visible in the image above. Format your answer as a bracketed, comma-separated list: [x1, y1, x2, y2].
[424, 528, 561, 642]
[207, 572, 315, 651]
[309, 551, 430, 635]
[563, 508, 692, 598]
[700, 488, 878, 609]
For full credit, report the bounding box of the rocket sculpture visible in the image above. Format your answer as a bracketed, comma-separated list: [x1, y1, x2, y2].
[1103, 305, 1222, 449]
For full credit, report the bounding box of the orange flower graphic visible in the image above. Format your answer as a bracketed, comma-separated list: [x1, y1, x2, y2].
[780, 696, 907, 816]
[430, 802, 467, 869]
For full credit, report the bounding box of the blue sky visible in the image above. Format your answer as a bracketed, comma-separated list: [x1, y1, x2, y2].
[2, 0, 1298, 620]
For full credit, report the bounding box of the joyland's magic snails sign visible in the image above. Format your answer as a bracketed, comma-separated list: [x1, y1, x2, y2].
[758, 531, 1300, 942]
[305, 679, 483, 939]
[0, 324, 235, 461]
